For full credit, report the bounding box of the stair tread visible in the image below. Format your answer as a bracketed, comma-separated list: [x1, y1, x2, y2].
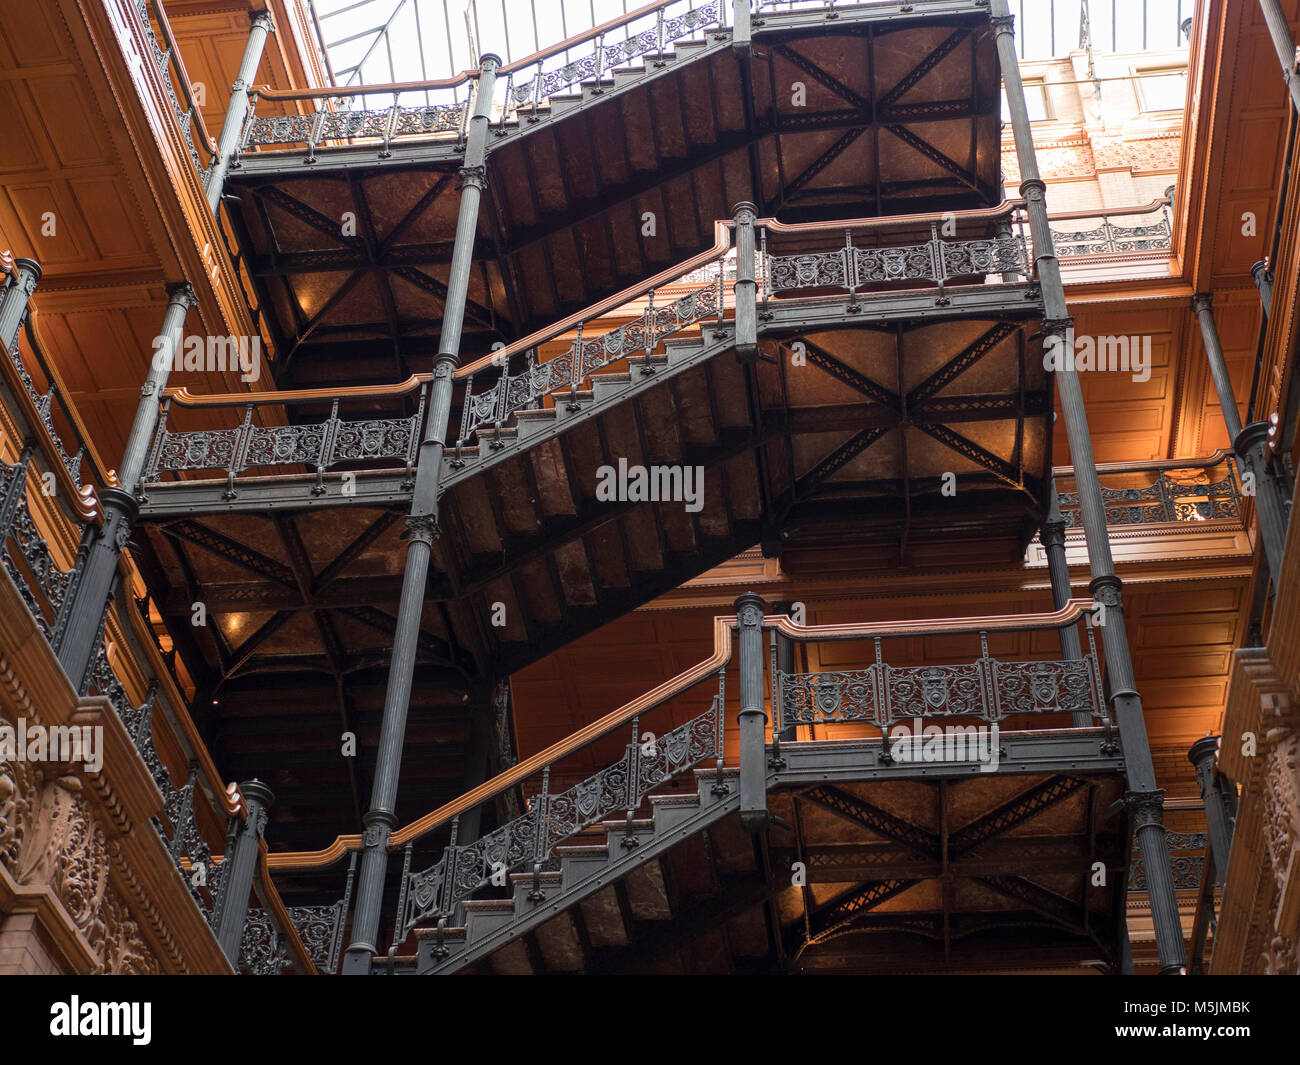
[462, 899, 516, 914]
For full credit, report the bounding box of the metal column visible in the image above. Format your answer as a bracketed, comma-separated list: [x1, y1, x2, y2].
[54, 10, 276, 688]
[1041, 479, 1090, 727]
[343, 55, 501, 974]
[1188, 736, 1235, 889]
[1192, 293, 1289, 581]
[205, 12, 275, 212]
[1252, 260, 1274, 320]
[55, 282, 197, 689]
[992, 1, 1187, 973]
[735, 592, 768, 832]
[1257, 0, 1300, 114]
[213, 780, 274, 966]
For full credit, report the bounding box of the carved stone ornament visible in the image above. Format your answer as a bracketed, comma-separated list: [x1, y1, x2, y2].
[1262, 729, 1300, 893]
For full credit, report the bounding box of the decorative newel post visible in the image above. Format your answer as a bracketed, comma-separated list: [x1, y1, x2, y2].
[991, 0, 1186, 973]
[0, 257, 40, 350]
[1192, 293, 1289, 581]
[214, 779, 274, 966]
[732, 201, 758, 363]
[1188, 736, 1235, 889]
[1041, 479, 1090, 727]
[735, 592, 768, 832]
[55, 282, 198, 690]
[205, 12, 275, 211]
[1251, 260, 1274, 320]
[343, 53, 501, 975]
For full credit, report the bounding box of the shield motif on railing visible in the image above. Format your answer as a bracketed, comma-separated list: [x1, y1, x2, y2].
[573, 777, 602, 819]
[813, 678, 843, 717]
[922, 671, 949, 711]
[1030, 671, 1058, 705]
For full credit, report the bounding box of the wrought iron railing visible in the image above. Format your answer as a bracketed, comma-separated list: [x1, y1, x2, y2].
[774, 614, 1109, 742]
[1050, 199, 1173, 259]
[260, 600, 1112, 958]
[1054, 451, 1241, 528]
[133, 0, 218, 182]
[140, 377, 431, 494]
[1130, 830, 1207, 891]
[237, 0, 724, 159]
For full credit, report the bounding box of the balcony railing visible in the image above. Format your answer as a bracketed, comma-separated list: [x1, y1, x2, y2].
[1054, 451, 1242, 528]
[237, 0, 725, 160]
[1049, 199, 1174, 259]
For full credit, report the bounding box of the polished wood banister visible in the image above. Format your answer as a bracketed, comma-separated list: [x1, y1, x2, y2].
[266, 614, 735, 870]
[162, 375, 429, 408]
[1053, 449, 1234, 477]
[498, 0, 675, 74]
[1045, 197, 1171, 223]
[147, 0, 218, 154]
[456, 220, 734, 377]
[760, 199, 1025, 235]
[265, 601, 1103, 871]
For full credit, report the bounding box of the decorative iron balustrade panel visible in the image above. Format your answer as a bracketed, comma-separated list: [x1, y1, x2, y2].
[780, 669, 879, 725]
[765, 235, 1027, 294]
[134, 1, 206, 178]
[241, 113, 315, 148]
[778, 656, 1105, 730]
[0, 470, 72, 639]
[7, 339, 85, 484]
[148, 413, 421, 480]
[509, 2, 720, 107]
[239, 908, 292, 975]
[1053, 218, 1171, 258]
[1129, 831, 1207, 891]
[1057, 467, 1241, 528]
[460, 285, 720, 441]
[286, 902, 347, 973]
[399, 698, 720, 934]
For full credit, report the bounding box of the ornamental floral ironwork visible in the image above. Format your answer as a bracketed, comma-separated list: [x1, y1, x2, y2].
[1055, 459, 1241, 528]
[1129, 831, 1207, 891]
[455, 282, 722, 449]
[1052, 215, 1172, 258]
[777, 628, 1107, 736]
[143, 385, 431, 492]
[394, 694, 723, 941]
[506, 2, 721, 109]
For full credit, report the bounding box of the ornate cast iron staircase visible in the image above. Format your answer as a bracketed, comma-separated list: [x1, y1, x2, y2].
[271, 599, 1133, 975]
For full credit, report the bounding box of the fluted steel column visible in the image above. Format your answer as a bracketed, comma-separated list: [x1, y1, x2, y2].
[1252, 260, 1274, 320]
[992, 1, 1186, 973]
[343, 55, 500, 974]
[1188, 736, 1234, 890]
[55, 283, 198, 688]
[771, 601, 797, 742]
[213, 780, 274, 964]
[205, 12, 274, 212]
[733, 202, 758, 362]
[736, 593, 768, 832]
[1192, 292, 1288, 580]
[1257, 0, 1300, 114]
[1042, 480, 1090, 726]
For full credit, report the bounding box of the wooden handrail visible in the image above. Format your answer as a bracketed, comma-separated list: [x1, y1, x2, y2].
[251, 0, 689, 102]
[264, 600, 1099, 871]
[162, 374, 428, 408]
[762, 199, 1024, 235]
[266, 614, 735, 870]
[147, 0, 218, 155]
[1045, 197, 1171, 224]
[1052, 448, 1234, 478]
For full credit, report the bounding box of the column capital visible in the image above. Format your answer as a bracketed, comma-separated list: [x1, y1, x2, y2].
[731, 200, 757, 223]
[457, 164, 487, 191]
[1191, 292, 1214, 314]
[1042, 316, 1074, 335]
[403, 512, 440, 545]
[1187, 734, 1220, 771]
[1018, 178, 1047, 201]
[1089, 573, 1123, 608]
[1040, 517, 1067, 549]
[164, 281, 198, 309]
[478, 53, 503, 72]
[249, 11, 274, 33]
[1233, 419, 1272, 458]
[990, 15, 1015, 37]
[1125, 789, 1167, 829]
[1251, 259, 1273, 283]
[733, 591, 766, 627]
